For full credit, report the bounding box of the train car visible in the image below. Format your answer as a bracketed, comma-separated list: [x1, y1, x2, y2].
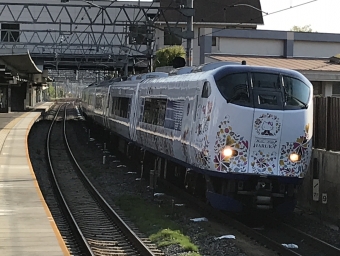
[81, 63, 313, 214]
[92, 81, 110, 126]
[105, 79, 139, 141]
[81, 82, 94, 118]
[82, 83, 97, 121]
[81, 78, 122, 124]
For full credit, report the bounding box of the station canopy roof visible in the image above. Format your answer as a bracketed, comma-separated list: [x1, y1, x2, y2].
[0, 49, 41, 78]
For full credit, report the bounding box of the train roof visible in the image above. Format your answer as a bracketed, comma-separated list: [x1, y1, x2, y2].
[83, 62, 311, 90]
[169, 66, 195, 75]
[168, 61, 242, 76]
[191, 61, 241, 73]
[128, 72, 168, 81]
[212, 64, 312, 85]
[95, 77, 122, 87]
[139, 63, 312, 87]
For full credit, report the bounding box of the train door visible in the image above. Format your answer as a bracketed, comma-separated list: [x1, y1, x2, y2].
[89, 88, 96, 119]
[212, 72, 254, 173]
[248, 73, 284, 176]
[103, 86, 111, 129]
[179, 80, 200, 163]
[129, 84, 140, 142]
[188, 80, 208, 166]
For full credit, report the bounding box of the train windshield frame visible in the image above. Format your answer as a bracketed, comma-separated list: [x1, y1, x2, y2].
[215, 71, 310, 110]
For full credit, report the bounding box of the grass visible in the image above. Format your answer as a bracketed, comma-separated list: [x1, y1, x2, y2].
[115, 194, 199, 254]
[150, 229, 198, 251]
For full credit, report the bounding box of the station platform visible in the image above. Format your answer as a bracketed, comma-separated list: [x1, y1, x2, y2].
[0, 102, 69, 256]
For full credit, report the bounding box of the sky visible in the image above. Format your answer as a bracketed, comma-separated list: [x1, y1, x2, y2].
[259, 0, 340, 33]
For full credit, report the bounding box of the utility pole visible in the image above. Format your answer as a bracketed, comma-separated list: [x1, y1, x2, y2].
[186, 0, 194, 67]
[147, 22, 154, 73]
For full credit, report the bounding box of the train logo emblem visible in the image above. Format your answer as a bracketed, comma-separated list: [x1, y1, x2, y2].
[254, 113, 281, 136]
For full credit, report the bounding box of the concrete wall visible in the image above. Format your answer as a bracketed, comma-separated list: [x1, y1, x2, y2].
[218, 38, 284, 56]
[294, 41, 340, 58]
[209, 28, 340, 59]
[298, 149, 340, 225]
[215, 38, 340, 59]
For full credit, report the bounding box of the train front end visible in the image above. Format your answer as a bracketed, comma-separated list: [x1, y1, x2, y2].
[202, 66, 313, 213]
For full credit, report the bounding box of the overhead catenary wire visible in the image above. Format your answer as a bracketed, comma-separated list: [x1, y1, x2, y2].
[192, 0, 319, 40]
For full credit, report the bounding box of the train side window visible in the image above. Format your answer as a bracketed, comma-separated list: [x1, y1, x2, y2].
[111, 97, 130, 118]
[201, 81, 211, 98]
[215, 73, 251, 107]
[142, 98, 167, 126]
[95, 94, 103, 110]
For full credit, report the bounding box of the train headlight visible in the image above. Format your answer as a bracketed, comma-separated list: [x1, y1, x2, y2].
[289, 153, 301, 162]
[222, 147, 237, 158]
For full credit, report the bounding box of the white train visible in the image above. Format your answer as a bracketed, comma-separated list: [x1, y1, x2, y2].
[81, 62, 313, 214]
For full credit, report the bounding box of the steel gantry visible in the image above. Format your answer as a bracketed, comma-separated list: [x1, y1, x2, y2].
[0, 0, 194, 75]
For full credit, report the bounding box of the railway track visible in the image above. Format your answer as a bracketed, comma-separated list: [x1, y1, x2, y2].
[159, 180, 340, 256]
[29, 103, 83, 255]
[46, 103, 161, 256]
[260, 215, 340, 256]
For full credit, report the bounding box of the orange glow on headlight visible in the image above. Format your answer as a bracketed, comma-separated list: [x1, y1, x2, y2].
[222, 147, 239, 158]
[289, 153, 301, 162]
[222, 148, 233, 157]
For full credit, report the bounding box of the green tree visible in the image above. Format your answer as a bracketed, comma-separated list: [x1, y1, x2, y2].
[48, 83, 56, 99]
[154, 45, 186, 69]
[48, 83, 65, 99]
[59, 88, 64, 98]
[290, 25, 313, 32]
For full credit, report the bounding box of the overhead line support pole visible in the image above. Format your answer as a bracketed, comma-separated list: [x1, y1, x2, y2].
[186, 0, 193, 67]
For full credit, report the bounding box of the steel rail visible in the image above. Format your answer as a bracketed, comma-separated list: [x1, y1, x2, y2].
[46, 103, 94, 255]
[62, 104, 156, 256]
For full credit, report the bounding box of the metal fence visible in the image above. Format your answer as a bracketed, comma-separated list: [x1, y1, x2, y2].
[313, 97, 340, 151]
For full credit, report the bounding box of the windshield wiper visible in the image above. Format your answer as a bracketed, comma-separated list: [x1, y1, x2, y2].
[286, 95, 308, 109]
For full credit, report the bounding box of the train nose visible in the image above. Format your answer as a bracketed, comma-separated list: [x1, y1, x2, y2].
[249, 112, 284, 175]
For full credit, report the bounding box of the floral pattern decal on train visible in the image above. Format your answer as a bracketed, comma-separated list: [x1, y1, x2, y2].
[194, 101, 213, 168]
[254, 113, 281, 136]
[196, 101, 213, 135]
[250, 150, 277, 174]
[213, 116, 249, 173]
[138, 123, 175, 157]
[279, 124, 312, 177]
[195, 135, 210, 168]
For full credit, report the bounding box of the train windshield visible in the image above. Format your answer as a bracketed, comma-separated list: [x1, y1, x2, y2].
[282, 76, 309, 109]
[215, 72, 310, 110]
[216, 73, 251, 106]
